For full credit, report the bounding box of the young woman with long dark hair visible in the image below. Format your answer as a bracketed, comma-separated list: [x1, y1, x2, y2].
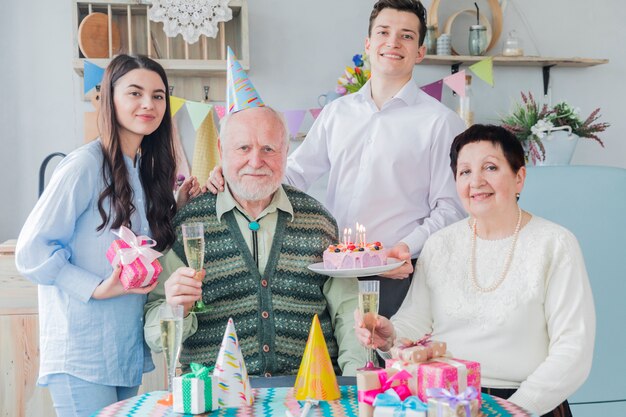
[16, 54, 200, 416]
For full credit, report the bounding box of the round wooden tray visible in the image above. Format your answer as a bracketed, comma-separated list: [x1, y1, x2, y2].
[78, 12, 121, 58]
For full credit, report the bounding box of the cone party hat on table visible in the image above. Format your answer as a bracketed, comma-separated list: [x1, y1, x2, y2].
[226, 46, 264, 114]
[294, 314, 341, 401]
[212, 318, 254, 408]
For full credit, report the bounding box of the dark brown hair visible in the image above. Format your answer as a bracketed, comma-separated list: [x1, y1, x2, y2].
[450, 124, 526, 177]
[368, 0, 427, 46]
[97, 54, 176, 251]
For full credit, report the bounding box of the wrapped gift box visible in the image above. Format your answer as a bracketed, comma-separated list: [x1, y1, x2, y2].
[105, 226, 162, 290]
[417, 358, 481, 405]
[373, 389, 427, 417]
[357, 368, 412, 417]
[391, 335, 446, 363]
[426, 387, 480, 417]
[173, 363, 218, 414]
[386, 358, 481, 405]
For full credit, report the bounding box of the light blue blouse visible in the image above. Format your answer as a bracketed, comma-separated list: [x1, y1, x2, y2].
[15, 139, 155, 387]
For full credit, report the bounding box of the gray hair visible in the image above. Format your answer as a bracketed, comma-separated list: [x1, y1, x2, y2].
[219, 106, 290, 147]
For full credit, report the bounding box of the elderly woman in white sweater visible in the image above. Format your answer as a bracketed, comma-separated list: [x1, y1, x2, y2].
[356, 124, 595, 417]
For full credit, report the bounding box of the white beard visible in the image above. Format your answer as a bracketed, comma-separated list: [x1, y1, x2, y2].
[223, 165, 282, 202]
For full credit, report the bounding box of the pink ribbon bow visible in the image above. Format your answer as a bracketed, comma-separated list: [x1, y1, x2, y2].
[111, 226, 162, 266]
[398, 333, 432, 350]
[358, 369, 412, 406]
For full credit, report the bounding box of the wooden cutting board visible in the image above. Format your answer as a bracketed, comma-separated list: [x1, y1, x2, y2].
[78, 12, 121, 58]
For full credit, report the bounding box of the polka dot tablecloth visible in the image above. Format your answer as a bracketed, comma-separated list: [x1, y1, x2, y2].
[92, 386, 536, 417]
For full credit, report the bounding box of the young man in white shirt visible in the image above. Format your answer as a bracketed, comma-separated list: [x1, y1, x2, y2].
[209, 0, 466, 317]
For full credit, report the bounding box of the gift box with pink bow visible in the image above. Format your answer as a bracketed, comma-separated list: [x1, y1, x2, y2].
[357, 368, 413, 417]
[106, 226, 163, 290]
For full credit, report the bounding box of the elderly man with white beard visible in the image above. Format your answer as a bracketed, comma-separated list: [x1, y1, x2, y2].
[144, 106, 365, 377]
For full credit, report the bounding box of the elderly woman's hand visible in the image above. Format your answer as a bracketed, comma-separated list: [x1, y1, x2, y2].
[354, 309, 395, 352]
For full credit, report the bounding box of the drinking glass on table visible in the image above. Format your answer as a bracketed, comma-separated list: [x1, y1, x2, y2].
[358, 280, 382, 370]
[157, 303, 183, 406]
[181, 222, 207, 313]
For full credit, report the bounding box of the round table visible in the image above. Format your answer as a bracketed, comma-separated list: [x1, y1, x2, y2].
[92, 385, 537, 417]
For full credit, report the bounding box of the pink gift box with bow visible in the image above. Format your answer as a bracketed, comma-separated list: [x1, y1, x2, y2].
[105, 226, 163, 290]
[386, 357, 481, 405]
[417, 358, 481, 405]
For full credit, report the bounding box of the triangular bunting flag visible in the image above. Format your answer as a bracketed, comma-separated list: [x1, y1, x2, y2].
[169, 96, 186, 117]
[420, 79, 444, 102]
[293, 314, 341, 401]
[469, 57, 494, 86]
[213, 318, 254, 408]
[191, 107, 220, 183]
[282, 109, 307, 138]
[185, 101, 213, 131]
[310, 108, 323, 120]
[226, 46, 264, 114]
[84, 60, 105, 94]
[214, 105, 226, 120]
[443, 70, 467, 97]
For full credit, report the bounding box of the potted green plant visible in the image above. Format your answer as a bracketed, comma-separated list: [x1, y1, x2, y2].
[501, 92, 610, 165]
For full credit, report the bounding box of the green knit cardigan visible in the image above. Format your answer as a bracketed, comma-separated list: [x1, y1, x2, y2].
[172, 185, 340, 375]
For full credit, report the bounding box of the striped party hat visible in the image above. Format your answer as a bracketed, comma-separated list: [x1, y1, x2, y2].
[226, 46, 264, 114]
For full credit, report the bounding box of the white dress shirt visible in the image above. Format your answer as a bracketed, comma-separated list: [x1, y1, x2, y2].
[286, 78, 466, 257]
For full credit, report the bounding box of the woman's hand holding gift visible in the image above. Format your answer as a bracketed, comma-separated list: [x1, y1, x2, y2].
[92, 266, 159, 300]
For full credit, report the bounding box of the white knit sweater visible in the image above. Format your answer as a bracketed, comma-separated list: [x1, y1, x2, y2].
[391, 215, 596, 415]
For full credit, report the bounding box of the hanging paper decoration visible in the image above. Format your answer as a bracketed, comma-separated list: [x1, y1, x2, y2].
[283, 110, 307, 139]
[170, 96, 187, 117]
[191, 107, 220, 182]
[469, 57, 494, 86]
[84, 60, 105, 94]
[310, 108, 323, 120]
[214, 105, 227, 120]
[443, 70, 467, 97]
[420, 80, 444, 102]
[148, 0, 233, 44]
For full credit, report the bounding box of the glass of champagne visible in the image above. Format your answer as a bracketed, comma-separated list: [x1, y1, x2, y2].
[358, 280, 382, 370]
[157, 303, 184, 406]
[181, 222, 207, 313]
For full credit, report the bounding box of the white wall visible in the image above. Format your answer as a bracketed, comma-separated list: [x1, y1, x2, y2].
[1, 0, 625, 241]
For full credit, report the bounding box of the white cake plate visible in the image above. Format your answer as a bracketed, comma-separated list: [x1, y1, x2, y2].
[307, 258, 405, 278]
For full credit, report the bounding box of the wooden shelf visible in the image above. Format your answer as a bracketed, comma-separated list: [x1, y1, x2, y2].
[73, 58, 248, 77]
[420, 55, 609, 67]
[72, 0, 248, 82]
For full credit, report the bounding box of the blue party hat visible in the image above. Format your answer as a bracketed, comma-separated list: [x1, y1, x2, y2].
[226, 46, 264, 114]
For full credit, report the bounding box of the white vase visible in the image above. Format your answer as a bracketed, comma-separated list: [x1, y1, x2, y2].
[535, 130, 579, 166]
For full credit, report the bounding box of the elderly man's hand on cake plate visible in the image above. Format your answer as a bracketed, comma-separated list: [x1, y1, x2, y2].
[379, 242, 413, 279]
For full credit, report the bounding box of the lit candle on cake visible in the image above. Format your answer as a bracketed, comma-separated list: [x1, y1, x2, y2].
[348, 228, 352, 245]
[343, 228, 348, 246]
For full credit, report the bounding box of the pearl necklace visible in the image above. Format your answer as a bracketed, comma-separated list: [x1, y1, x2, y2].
[470, 206, 522, 293]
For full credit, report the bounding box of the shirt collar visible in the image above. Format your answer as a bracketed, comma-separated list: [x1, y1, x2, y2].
[355, 77, 419, 107]
[216, 183, 294, 222]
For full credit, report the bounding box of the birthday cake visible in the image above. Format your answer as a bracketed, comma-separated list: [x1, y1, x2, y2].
[323, 242, 387, 270]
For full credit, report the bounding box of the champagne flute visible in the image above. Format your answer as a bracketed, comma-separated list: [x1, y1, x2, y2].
[181, 222, 207, 313]
[157, 303, 184, 406]
[358, 280, 382, 370]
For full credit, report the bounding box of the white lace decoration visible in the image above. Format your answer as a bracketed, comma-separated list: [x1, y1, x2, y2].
[148, 0, 233, 44]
